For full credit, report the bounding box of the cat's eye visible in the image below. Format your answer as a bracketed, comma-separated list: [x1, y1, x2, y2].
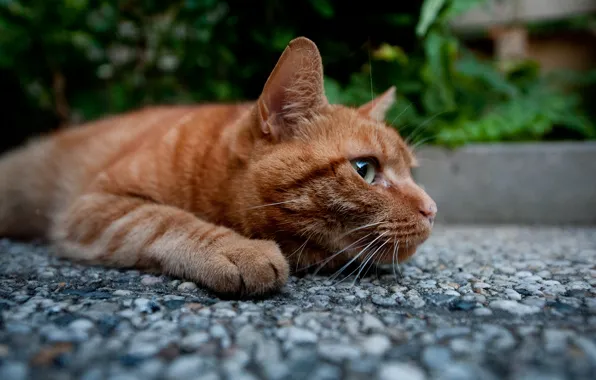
[351, 158, 377, 184]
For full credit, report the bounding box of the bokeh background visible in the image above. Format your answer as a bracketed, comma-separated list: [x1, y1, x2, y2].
[1, 0, 595, 154]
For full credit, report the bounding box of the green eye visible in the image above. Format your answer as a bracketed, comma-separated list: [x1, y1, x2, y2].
[351, 158, 377, 184]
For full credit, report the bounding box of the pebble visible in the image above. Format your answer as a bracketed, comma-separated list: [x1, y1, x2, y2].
[505, 288, 522, 301]
[209, 324, 231, 349]
[277, 327, 318, 345]
[418, 280, 437, 289]
[522, 297, 546, 309]
[135, 359, 165, 378]
[543, 329, 572, 354]
[536, 270, 552, 279]
[0, 362, 28, 380]
[450, 338, 474, 354]
[371, 294, 397, 307]
[567, 281, 590, 291]
[426, 293, 458, 306]
[473, 307, 493, 316]
[180, 332, 210, 351]
[309, 364, 341, 380]
[140, 275, 163, 286]
[572, 336, 596, 363]
[489, 300, 540, 315]
[40, 271, 55, 279]
[177, 282, 198, 291]
[361, 313, 385, 333]
[165, 356, 206, 380]
[133, 298, 160, 313]
[379, 363, 427, 380]
[113, 290, 133, 296]
[406, 290, 426, 308]
[69, 318, 94, 331]
[497, 266, 516, 275]
[317, 343, 361, 363]
[435, 327, 471, 340]
[450, 299, 477, 311]
[422, 346, 452, 370]
[473, 282, 490, 289]
[359, 334, 391, 356]
[1, 226, 595, 380]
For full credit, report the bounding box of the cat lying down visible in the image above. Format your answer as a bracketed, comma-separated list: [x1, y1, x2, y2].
[0, 37, 437, 297]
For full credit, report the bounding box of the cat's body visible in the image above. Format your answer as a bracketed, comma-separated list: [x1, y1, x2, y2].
[0, 37, 436, 297]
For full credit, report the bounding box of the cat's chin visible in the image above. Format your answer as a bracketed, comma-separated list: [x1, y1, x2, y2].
[396, 243, 419, 262]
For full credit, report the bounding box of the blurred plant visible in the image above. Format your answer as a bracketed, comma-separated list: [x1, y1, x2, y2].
[325, 0, 596, 147]
[0, 0, 421, 143]
[1, 0, 594, 149]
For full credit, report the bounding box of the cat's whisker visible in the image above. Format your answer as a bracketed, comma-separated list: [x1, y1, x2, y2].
[368, 39, 374, 103]
[392, 239, 403, 281]
[331, 240, 376, 284]
[245, 199, 301, 210]
[286, 238, 309, 259]
[298, 240, 370, 273]
[336, 221, 385, 241]
[294, 239, 310, 272]
[410, 135, 438, 151]
[372, 242, 389, 281]
[310, 232, 374, 275]
[404, 110, 447, 146]
[327, 231, 388, 282]
[350, 239, 390, 286]
[330, 238, 386, 286]
[389, 103, 413, 126]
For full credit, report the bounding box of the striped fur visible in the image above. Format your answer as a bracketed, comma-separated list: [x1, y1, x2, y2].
[0, 37, 436, 296]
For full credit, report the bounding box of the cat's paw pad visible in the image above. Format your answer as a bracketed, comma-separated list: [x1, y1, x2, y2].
[206, 239, 289, 296]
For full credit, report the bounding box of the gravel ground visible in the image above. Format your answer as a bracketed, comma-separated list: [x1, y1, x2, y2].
[1, 225, 595, 380]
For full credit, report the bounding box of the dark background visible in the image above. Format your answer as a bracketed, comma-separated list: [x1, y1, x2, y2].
[1, 0, 594, 154]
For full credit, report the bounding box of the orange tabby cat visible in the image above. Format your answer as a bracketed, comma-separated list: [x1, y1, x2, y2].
[0, 37, 436, 297]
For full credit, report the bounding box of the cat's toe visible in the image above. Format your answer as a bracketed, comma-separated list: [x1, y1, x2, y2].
[224, 239, 289, 297]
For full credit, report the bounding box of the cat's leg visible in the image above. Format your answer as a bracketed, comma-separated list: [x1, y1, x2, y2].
[50, 192, 289, 296]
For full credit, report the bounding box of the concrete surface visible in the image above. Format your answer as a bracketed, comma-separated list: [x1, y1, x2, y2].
[1, 225, 595, 380]
[412, 142, 596, 225]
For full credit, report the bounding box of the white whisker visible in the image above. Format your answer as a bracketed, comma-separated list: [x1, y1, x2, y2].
[246, 199, 300, 210]
[294, 239, 309, 272]
[349, 239, 390, 286]
[368, 39, 374, 103]
[328, 231, 388, 282]
[308, 232, 374, 275]
[337, 221, 385, 240]
[392, 239, 399, 281]
[390, 103, 413, 126]
[404, 110, 447, 146]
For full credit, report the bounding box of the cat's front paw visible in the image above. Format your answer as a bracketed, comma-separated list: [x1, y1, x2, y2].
[203, 238, 289, 297]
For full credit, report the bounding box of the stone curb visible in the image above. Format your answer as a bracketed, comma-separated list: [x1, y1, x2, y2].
[412, 142, 596, 225]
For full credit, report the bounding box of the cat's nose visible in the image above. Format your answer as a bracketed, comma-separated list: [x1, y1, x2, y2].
[419, 199, 437, 223]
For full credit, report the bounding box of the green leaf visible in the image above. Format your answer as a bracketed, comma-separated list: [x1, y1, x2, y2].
[455, 55, 518, 97]
[372, 43, 408, 65]
[445, 0, 487, 18]
[421, 31, 456, 112]
[416, 0, 446, 37]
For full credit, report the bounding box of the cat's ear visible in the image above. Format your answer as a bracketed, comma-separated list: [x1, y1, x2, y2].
[357, 86, 396, 122]
[257, 37, 328, 139]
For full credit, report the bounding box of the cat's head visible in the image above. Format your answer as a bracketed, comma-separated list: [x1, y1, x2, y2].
[241, 37, 436, 271]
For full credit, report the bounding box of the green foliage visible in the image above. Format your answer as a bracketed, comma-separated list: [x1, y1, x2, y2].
[0, 0, 422, 139]
[1, 0, 594, 149]
[327, 0, 596, 147]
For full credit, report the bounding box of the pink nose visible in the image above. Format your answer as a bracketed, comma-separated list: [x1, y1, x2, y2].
[419, 200, 437, 222]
